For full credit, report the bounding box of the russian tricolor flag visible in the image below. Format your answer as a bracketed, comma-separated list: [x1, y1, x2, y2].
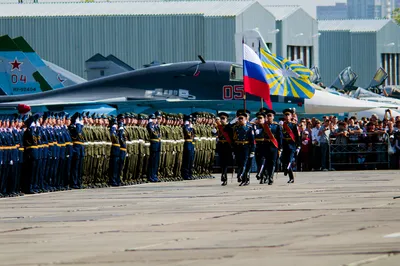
[243, 43, 272, 109]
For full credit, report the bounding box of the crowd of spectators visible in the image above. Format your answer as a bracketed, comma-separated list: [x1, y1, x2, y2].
[289, 110, 400, 171]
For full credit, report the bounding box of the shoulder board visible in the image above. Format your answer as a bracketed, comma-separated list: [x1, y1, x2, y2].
[272, 122, 279, 125]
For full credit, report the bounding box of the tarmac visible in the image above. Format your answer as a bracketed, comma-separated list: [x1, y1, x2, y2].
[1, 170, 400, 266]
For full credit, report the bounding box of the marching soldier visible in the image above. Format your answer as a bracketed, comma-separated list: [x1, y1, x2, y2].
[281, 108, 300, 183]
[147, 111, 162, 182]
[231, 109, 255, 186]
[215, 112, 232, 186]
[255, 109, 282, 185]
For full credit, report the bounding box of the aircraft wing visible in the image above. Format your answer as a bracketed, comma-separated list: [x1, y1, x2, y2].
[304, 89, 398, 114]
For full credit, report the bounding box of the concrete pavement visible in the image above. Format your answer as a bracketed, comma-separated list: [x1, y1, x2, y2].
[1, 170, 400, 266]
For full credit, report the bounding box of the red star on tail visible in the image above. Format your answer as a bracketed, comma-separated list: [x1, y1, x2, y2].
[10, 58, 23, 71]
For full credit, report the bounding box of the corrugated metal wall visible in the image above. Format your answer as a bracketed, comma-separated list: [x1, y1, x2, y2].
[234, 2, 276, 63]
[318, 30, 351, 86]
[0, 15, 205, 78]
[204, 17, 235, 61]
[376, 21, 400, 85]
[278, 9, 317, 59]
[350, 32, 377, 88]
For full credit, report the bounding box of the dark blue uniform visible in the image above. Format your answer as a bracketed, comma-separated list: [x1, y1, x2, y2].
[56, 126, 66, 189]
[15, 127, 24, 195]
[281, 121, 300, 183]
[0, 129, 11, 195]
[69, 119, 85, 189]
[5, 128, 17, 195]
[118, 124, 127, 185]
[181, 123, 195, 180]
[23, 121, 40, 194]
[44, 125, 55, 191]
[147, 120, 161, 182]
[63, 124, 73, 188]
[109, 124, 121, 186]
[232, 122, 255, 186]
[254, 122, 283, 184]
[7, 127, 20, 195]
[37, 124, 48, 192]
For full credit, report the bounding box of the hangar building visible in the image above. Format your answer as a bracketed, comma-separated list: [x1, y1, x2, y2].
[318, 19, 400, 88]
[0, 1, 276, 78]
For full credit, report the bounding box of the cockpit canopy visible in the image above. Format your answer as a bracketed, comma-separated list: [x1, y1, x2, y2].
[230, 64, 243, 82]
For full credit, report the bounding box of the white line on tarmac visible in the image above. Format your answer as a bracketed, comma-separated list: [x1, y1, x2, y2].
[384, 232, 400, 238]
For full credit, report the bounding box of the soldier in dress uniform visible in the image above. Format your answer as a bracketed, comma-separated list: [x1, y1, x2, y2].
[63, 113, 73, 189]
[117, 114, 127, 186]
[5, 116, 18, 196]
[23, 115, 39, 194]
[69, 112, 85, 189]
[281, 108, 300, 183]
[147, 111, 162, 182]
[256, 109, 283, 185]
[181, 114, 195, 180]
[15, 115, 25, 196]
[109, 116, 120, 186]
[231, 109, 255, 186]
[38, 112, 49, 192]
[215, 112, 233, 186]
[137, 113, 149, 183]
[56, 113, 67, 190]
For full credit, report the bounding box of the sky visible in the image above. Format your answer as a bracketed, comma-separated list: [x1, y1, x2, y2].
[260, 0, 347, 18]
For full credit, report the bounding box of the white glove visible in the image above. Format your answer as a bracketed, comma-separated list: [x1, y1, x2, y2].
[10, 160, 13, 165]
[126, 154, 129, 157]
[230, 118, 238, 124]
[279, 121, 284, 126]
[211, 128, 217, 134]
[249, 152, 255, 158]
[296, 148, 300, 154]
[66, 155, 70, 158]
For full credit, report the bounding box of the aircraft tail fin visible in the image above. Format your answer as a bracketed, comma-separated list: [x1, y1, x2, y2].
[0, 35, 53, 95]
[235, 28, 271, 63]
[13, 36, 65, 89]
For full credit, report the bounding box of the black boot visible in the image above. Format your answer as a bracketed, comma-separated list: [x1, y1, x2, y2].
[221, 174, 227, 186]
[287, 170, 294, 183]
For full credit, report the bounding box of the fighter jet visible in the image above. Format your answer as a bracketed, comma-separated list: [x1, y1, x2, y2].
[0, 32, 392, 115]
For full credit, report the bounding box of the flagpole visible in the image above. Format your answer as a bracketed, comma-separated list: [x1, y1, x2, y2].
[259, 39, 264, 110]
[242, 35, 247, 111]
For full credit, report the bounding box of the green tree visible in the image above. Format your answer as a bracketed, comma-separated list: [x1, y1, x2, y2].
[393, 8, 400, 24]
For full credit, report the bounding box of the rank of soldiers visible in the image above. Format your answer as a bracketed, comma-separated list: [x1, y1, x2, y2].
[0, 110, 217, 198]
[215, 107, 300, 186]
[0, 107, 301, 198]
